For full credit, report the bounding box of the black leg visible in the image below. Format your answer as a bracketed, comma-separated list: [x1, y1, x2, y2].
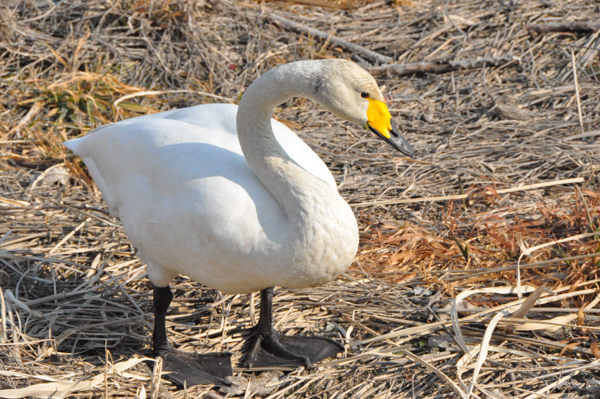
[151, 284, 232, 387]
[257, 287, 275, 334]
[153, 285, 173, 357]
[243, 287, 343, 369]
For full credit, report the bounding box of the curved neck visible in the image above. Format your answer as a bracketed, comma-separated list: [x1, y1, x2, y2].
[235, 62, 360, 286]
[236, 62, 329, 221]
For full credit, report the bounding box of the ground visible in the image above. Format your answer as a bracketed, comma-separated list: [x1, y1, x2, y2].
[1, 0, 600, 398]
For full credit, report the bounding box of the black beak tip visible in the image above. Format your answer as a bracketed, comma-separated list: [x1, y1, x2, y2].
[370, 120, 415, 158]
[400, 143, 415, 158]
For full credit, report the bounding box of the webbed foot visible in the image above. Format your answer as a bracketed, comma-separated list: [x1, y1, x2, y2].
[243, 331, 343, 368]
[242, 287, 343, 369]
[152, 285, 232, 387]
[155, 348, 232, 387]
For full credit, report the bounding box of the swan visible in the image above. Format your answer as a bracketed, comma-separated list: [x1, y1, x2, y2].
[64, 59, 414, 387]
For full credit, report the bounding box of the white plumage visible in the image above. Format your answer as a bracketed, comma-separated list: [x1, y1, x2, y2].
[65, 102, 355, 293]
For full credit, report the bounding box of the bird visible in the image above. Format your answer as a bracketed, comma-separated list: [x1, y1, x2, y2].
[64, 59, 414, 387]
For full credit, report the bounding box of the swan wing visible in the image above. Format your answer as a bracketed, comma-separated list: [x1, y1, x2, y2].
[70, 104, 336, 189]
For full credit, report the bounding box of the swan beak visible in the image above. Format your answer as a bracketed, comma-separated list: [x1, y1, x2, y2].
[366, 100, 415, 157]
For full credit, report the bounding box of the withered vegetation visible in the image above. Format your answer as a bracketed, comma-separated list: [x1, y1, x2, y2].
[1, 0, 599, 398]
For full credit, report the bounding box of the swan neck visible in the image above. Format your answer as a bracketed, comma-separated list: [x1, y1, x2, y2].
[238, 62, 320, 123]
[236, 63, 325, 218]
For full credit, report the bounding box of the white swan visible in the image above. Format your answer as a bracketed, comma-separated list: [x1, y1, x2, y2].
[64, 59, 414, 387]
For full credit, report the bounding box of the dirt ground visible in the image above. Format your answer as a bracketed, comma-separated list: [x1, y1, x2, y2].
[1, 0, 600, 398]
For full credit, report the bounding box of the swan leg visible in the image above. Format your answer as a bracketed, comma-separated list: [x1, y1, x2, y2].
[152, 285, 232, 387]
[243, 287, 343, 369]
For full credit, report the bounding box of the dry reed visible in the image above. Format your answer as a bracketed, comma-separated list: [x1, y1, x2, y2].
[1, 0, 599, 397]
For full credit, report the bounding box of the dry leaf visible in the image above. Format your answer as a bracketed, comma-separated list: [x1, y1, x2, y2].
[577, 304, 586, 327]
[591, 341, 600, 359]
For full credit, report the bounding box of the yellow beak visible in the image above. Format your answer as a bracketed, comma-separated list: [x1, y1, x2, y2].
[365, 99, 415, 157]
[366, 99, 392, 139]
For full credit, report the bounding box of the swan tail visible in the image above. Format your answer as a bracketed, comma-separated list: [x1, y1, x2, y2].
[63, 137, 83, 154]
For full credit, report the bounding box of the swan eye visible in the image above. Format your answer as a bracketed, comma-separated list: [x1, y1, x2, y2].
[360, 92, 369, 99]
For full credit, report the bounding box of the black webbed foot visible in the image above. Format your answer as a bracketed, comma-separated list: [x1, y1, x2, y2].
[152, 285, 232, 387]
[242, 287, 343, 369]
[243, 331, 343, 368]
[155, 348, 232, 387]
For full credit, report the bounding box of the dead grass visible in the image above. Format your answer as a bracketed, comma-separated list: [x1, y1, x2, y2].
[1, 0, 600, 397]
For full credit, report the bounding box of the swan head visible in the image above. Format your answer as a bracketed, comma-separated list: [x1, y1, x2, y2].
[308, 59, 415, 157]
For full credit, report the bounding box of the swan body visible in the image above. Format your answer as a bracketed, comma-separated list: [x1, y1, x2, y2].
[66, 102, 353, 294]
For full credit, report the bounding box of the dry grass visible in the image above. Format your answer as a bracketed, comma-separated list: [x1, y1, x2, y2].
[1, 0, 600, 397]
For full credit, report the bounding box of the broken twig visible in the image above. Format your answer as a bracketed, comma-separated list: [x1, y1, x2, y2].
[526, 23, 600, 34]
[268, 13, 393, 65]
[368, 55, 518, 76]
[351, 177, 584, 207]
